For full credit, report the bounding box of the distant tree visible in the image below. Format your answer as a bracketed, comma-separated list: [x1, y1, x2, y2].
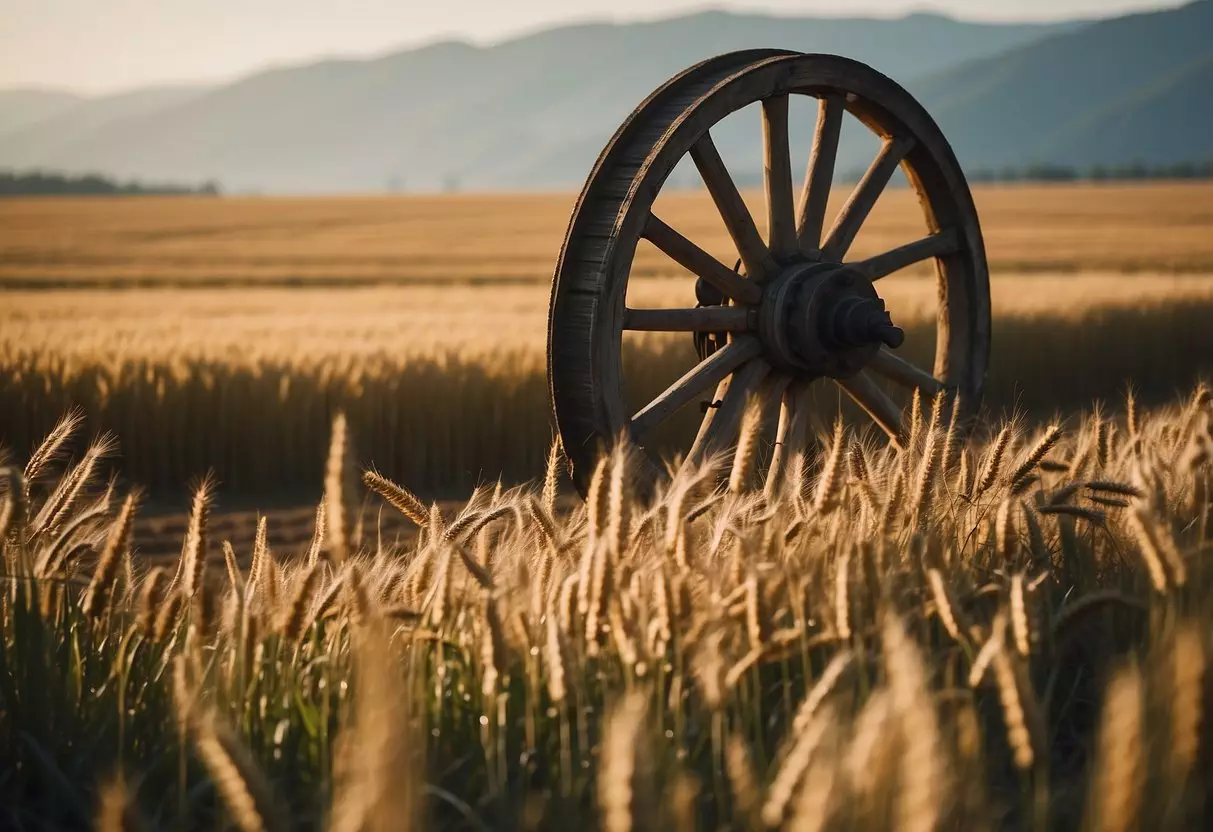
[0, 169, 221, 197]
[1023, 163, 1077, 182]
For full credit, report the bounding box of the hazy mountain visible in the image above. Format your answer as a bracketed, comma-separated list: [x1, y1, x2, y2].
[0, 89, 81, 135]
[6, 5, 1208, 193]
[915, 0, 1213, 171]
[0, 86, 205, 165]
[0, 11, 1073, 192]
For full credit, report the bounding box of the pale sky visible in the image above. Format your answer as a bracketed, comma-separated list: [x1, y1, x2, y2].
[1, 0, 1180, 93]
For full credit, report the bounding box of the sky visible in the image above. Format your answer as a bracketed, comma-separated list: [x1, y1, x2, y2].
[1, 0, 1181, 94]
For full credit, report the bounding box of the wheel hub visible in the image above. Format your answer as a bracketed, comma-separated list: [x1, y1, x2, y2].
[758, 261, 903, 378]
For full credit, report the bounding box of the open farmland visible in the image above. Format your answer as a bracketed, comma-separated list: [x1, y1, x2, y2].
[2, 181, 1212, 288]
[1, 174, 1213, 832]
[2, 181, 1213, 498]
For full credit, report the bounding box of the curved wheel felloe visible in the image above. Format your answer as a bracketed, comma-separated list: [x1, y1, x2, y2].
[548, 51, 991, 496]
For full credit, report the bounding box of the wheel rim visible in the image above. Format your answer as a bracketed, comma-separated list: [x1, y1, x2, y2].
[549, 52, 991, 496]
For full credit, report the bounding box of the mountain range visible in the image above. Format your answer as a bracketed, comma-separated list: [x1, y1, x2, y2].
[1, 2, 1208, 193]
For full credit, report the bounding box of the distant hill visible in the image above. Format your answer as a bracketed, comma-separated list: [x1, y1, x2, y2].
[0, 89, 81, 135]
[6, 5, 1210, 193]
[915, 0, 1213, 171]
[0, 11, 1074, 193]
[0, 86, 205, 166]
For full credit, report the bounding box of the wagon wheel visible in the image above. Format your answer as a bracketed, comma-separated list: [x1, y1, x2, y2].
[548, 51, 990, 496]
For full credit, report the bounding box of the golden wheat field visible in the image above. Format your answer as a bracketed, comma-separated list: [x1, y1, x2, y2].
[2, 181, 1213, 830]
[4, 385, 1213, 830]
[2, 182, 1213, 496]
[2, 182, 1212, 287]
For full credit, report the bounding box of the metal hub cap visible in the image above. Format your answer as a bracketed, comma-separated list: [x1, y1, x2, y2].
[758, 261, 904, 379]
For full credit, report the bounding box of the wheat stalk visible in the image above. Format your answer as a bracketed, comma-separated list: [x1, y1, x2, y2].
[926, 568, 964, 644]
[993, 650, 1036, 770]
[814, 421, 845, 514]
[1167, 624, 1205, 786]
[193, 712, 289, 832]
[724, 733, 759, 822]
[362, 470, 429, 527]
[325, 411, 351, 564]
[762, 701, 837, 826]
[975, 425, 1012, 497]
[728, 396, 763, 494]
[606, 444, 630, 561]
[94, 774, 145, 832]
[1009, 424, 1063, 493]
[81, 493, 137, 619]
[1090, 662, 1144, 832]
[23, 409, 84, 483]
[600, 691, 649, 832]
[179, 478, 213, 599]
[278, 562, 323, 643]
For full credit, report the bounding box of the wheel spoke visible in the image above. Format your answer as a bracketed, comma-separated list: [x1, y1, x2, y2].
[836, 371, 905, 447]
[688, 376, 731, 464]
[689, 132, 775, 281]
[686, 358, 771, 464]
[624, 306, 752, 332]
[765, 379, 813, 500]
[796, 94, 845, 254]
[867, 348, 944, 395]
[762, 95, 797, 262]
[821, 135, 915, 262]
[631, 336, 762, 438]
[849, 229, 960, 281]
[643, 214, 763, 305]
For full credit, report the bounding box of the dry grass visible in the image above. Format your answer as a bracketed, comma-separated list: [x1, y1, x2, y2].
[2, 182, 1212, 288]
[3, 390, 1213, 829]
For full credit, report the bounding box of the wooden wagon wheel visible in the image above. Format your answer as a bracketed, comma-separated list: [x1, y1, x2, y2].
[548, 51, 990, 496]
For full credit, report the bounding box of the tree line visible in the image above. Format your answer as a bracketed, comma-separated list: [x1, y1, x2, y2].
[0, 170, 221, 196]
[963, 160, 1213, 183]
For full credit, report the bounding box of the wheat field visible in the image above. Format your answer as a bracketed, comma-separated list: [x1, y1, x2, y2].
[3, 271, 1213, 494]
[3, 180, 1213, 829]
[2, 388, 1212, 829]
[2, 182, 1212, 287]
[3, 181, 1213, 495]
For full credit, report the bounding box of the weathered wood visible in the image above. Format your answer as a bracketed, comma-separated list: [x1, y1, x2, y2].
[631, 336, 763, 438]
[686, 357, 772, 464]
[821, 135, 916, 261]
[624, 306, 752, 332]
[850, 228, 960, 281]
[643, 214, 763, 305]
[796, 94, 845, 254]
[688, 376, 732, 465]
[867, 347, 944, 395]
[762, 95, 798, 262]
[764, 379, 813, 500]
[837, 371, 905, 447]
[689, 132, 776, 280]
